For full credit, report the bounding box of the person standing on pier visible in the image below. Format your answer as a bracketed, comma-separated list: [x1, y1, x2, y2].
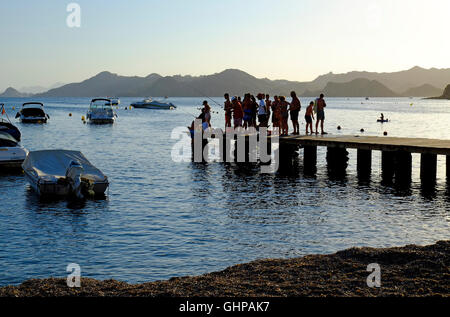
[265, 94, 271, 125]
[251, 95, 258, 127]
[202, 100, 212, 127]
[224, 93, 232, 128]
[242, 93, 253, 129]
[231, 96, 243, 128]
[289, 91, 301, 135]
[305, 101, 315, 134]
[315, 93, 327, 135]
[272, 95, 280, 133]
[279, 96, 289, 136]
[257, 93, 267, 127]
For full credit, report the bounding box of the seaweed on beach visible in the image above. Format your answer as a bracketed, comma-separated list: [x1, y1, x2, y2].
[1, 241, 448, 297]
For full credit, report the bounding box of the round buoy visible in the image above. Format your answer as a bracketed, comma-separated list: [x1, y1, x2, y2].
[337, 126, 341, 130]
[81, 115, 85, 121]
[383, 131, 388, 136]
[360, 128, 365, 133]
[69, 113, 72, 117]
[129, 106, 132, 110]
[12, 107, 15, 110]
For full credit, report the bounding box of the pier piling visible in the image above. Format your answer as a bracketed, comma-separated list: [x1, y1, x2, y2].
[303, 146, 317, 172]
[357, 149, 372, 178]
[394, 151, 412, 184]
[421, 153, 437, 183]
[382, 151, 395, 181]
[326, 147, 349, 175]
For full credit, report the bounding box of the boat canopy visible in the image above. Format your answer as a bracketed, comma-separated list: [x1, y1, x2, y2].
[90, 99, 113, 109]
[23, 150, 108, 181]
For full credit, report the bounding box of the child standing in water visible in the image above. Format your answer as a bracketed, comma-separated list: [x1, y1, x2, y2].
[305, 101, 315, 134]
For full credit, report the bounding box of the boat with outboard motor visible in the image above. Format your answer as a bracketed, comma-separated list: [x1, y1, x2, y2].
[131, 98, 176, 110]
[22, 150, 109, 198]
[15, 102, 50, 123]
[86, 98, 118, 124]
[0, 131, 28, 168]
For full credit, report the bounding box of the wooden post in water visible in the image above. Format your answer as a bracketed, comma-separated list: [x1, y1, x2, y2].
[303, 146, 317, 171]
[420, 153, 437, 183]
[357, 149, 372, 178]
[381, 151, 395, 182]
[394, 151, 412, 184]
[447, 155, 450, 180]
[326, 147, 349, 175]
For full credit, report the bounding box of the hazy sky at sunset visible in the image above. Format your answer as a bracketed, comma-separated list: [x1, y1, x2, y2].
[1, 0, 449, 91]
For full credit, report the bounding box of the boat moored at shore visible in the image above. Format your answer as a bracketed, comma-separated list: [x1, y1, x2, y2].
[22, 150, 109, 198]
[0, 131, 28, 168]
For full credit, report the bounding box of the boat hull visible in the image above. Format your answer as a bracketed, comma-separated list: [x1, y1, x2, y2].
[20, 116, 48, 124]
[132, 104, 175, 110]
[24, 170, 109, 197]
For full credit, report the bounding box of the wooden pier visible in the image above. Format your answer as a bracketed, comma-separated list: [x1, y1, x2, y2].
[197, 130, 450, 183]
[278, 134, 450, 182]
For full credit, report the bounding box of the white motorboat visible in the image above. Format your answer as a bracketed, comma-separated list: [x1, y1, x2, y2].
[86, 98, 117, 124]
[22, 150, 109, 198]
[0, 131, 28, 168]
[1, 103, 21, 141]
[131, 98, 176, 110]
[15, 102, 50, 123]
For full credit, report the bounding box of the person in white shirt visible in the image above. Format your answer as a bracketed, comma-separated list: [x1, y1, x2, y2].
[257, 93, 268, 127]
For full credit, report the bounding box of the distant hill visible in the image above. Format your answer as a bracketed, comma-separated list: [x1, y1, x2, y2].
[23, 66, 450, 98]
[0, 87, 31, 97]
[304, 78, 399, 97]
[428, 84, 450, 100]
[402, 84, 443, 97]
[36, 69, 309, 98]
[309, 66, 450, 94]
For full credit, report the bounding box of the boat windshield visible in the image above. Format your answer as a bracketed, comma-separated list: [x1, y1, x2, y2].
[0, 131, 18, 147]
[90, 99, 113, 110]
[22, 103, 44, 109]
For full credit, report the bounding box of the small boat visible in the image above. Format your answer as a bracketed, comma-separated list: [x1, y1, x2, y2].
[377, 119, 389, 123]
[131, 98, 176, 110]
[0, 131, 28, 168]
[15, 102, 50, 123]
[22, 150, 109, 198]
[86, 98, 117, 124]
[1, 103, 21, 141]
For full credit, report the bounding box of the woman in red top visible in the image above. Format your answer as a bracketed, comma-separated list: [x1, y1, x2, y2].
[231, 96, 243, 128]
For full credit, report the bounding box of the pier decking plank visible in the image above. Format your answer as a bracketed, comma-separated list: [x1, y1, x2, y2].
[278, 135, 450, 155]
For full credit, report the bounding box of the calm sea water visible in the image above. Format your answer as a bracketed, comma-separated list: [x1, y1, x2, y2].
[0, 96, 449, 286]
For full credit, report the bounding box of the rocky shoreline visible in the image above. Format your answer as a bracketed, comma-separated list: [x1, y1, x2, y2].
[1, 241, 448, 297]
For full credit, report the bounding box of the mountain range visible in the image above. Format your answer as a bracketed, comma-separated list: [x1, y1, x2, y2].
[1, 66, 449, 98]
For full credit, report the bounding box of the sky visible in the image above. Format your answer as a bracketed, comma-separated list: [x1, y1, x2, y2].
[1, 0, 449, 91]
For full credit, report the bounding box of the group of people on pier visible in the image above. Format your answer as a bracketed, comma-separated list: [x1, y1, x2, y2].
[222, 92, 327, 135]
